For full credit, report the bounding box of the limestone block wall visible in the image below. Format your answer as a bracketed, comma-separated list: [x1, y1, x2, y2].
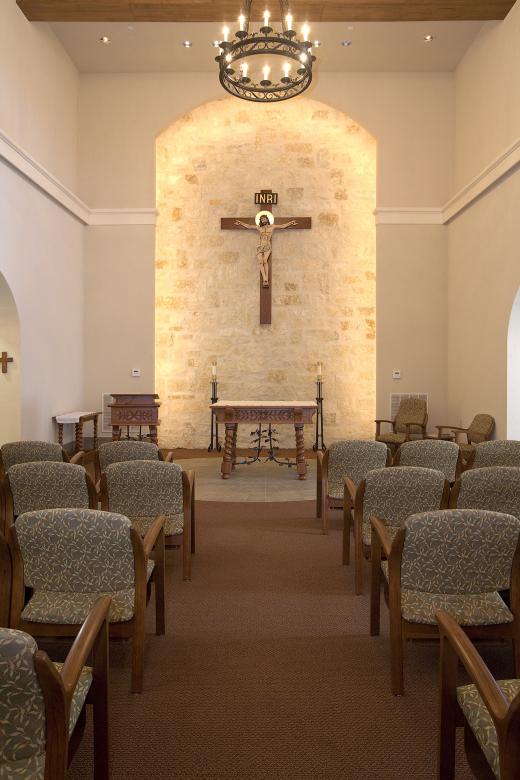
[156, 97, 376, 448]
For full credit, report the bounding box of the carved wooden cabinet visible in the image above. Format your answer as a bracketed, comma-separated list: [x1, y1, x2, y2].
[109, 394, 161, 444]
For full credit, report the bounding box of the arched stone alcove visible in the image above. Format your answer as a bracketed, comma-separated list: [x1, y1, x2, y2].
[155, 97, 376, 448]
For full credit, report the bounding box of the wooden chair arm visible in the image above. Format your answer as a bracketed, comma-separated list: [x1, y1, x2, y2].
[441, 426, 468, 433]
[343, 476, 357, 505]
[57, 596, 112, 696]
[182, 469, 195, 507]
[375, 419, 394, 425]
[370, 516, 393, 558]
[143, 516, 166, 559]
[69, 451, 85, 465]
[164, 451, 175, 463]
[436, 610, 509, 722]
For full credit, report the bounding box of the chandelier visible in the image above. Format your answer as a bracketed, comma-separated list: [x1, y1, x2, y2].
[215, 0, 316, 103]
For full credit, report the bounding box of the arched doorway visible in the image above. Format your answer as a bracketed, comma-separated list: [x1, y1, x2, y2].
[508, 287, 520, 438]
[0, 273, 21, 444]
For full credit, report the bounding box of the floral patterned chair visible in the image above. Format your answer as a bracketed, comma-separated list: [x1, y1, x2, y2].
[316, 440, 390, 537]
[94, 440, 174, 489]
[450, 466, 520, 520]
[434, 414, 495, 465]
[0, 440, 83, 478]
[1, 461, 97, 535]
[345, 466, 449, 595]
[0, 597, 110, 779]
[469, 441, 520, 470]
[100, 460, 195, 581]
[8, 508, 165, 693]
[375, 397, 428, 452]
[393, 439, 462, 483]
[437, 609, 520, 780]
[370, 509, 520, 695]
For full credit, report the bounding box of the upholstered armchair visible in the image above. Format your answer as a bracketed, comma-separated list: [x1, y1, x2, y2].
[437, 609, 520, 780]
[1, 461, 97, 535]
[370, 509, 520, 695]
[0, 440, 84, 477]
[450, 466, 520, 520]
[316, 440, 390, 537]
[95, 440, 174, 488]
[393, 439, 462, 483]
[345, 466, 449, 595]
[469, 440, 520, 470]
[434, 413, 495, 464]
[0, 597, 110, 779]
[0, 532, 11, 626]
[100, 459, 195, 581]
[8, 507, 165, 693]
[374, 397, 427, 451]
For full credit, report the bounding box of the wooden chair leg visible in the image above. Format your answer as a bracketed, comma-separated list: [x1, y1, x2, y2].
[354, 524, 364, 595]
[437, 633, 458, 780]
[321, 495, 329, 535]
[183, 522, 192, 582]
[513, 634, 520, 678]
[131, 602, 145, 694]
[154, 545, 165, 636]
[342, 506, 351, 566]
[92, 617, 109, 779]
[370, 542, 381, 636]
[190, 499, 196, 555]
[390, 615, 405, 696]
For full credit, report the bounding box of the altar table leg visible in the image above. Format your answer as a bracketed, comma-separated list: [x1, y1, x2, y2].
[231, 426, 238, 470]
[294, 423, 307, 480]
[222, 423, 236, 479]
[112, 426, 121, 441]
[57, 423, 64, 446]
[75, 422, 84, 454]
[149, 425, 158, 445]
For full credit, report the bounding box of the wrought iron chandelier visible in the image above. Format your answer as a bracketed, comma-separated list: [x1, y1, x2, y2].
[215, 0, 316, 103]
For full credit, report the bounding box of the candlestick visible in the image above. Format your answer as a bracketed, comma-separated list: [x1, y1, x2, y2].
[301, 23, 310, 41]
[222, 25, 229, 42]
[286, 12, 293, 29]
[317, 361, 322, 379]
[263, 64, 270, 81]
[238, 13, 245, 30]
[283, 61, 291, 79]
[263, 9, 270, 27]
[241, 62, 248, 78]
[212, 361, 217, 378]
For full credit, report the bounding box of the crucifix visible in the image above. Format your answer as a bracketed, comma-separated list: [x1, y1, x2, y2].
[221, 190, 311, 325]
[1, 352, 13, 374]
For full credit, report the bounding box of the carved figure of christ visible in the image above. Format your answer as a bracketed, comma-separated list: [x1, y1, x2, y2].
[221, 212, 312, 325]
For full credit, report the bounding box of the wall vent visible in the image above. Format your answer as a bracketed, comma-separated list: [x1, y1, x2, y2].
[101, 393, 113, 434]
[390, 393, 428, 420]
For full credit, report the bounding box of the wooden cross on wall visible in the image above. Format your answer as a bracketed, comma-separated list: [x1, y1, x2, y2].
[1, 352, 13, 374]
[221, 191, 311, 325]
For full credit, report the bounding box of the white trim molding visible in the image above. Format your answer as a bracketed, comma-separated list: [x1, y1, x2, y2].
[89, 209, 157, 226]
[374, 207, 443, 225]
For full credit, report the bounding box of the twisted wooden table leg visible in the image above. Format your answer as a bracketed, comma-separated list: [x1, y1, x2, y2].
[221, 423, 236, 479]
[231, 426, 238, 470]
[295, 423, 306, 480]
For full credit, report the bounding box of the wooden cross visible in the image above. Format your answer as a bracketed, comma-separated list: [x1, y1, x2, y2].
[1, 352, 13, 374]
[221, 205, 311, 325]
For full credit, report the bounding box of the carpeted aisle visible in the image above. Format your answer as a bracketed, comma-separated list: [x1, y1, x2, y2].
[64, 501, 508, 779]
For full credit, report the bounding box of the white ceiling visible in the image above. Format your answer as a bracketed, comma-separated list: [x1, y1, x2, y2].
[48, 20, 486, 73]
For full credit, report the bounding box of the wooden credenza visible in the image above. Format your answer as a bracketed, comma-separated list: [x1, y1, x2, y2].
[109, 394, 160, 444]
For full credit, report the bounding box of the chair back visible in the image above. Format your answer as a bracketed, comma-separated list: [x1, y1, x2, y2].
[402, 509, 520, 593]
[363, 466, 447, 529]
[15, 508, 135, 593]
[472, 440, 520, 469]
[452, 467, 520, 520]
[1, 441, 63, 472]
[0, 628, 45, 769]
[395, 440, 460, 482]
[7, 461, 92, 517]
[104, 460, 183, 519]
[394, 397, 427, 435]
[467, 414, 495, 444]
[97, 440, 160, 472]
[328, 440, 388, 492]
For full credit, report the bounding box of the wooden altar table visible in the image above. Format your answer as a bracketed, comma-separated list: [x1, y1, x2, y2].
[210, 401, 317, 480]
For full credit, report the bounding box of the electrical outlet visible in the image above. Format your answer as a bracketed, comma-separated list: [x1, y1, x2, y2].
[392, 369, 401, 380]
[131, 368, 141, 377]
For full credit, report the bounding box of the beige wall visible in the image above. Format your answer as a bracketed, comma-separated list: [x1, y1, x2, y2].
[0, 274, 21, 444]
[79, 70, 454, 442]
[447, 0, 520, 439]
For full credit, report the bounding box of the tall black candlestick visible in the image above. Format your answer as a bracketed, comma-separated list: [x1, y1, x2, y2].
[208, 379, 221, 451]
[313, 379, 326, 451]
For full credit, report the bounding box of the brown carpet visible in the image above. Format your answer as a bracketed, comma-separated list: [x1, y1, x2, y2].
[56, 501, 513, 779]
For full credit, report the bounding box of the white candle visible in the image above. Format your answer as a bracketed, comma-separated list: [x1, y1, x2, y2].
[212, 362, 217, 377]
[263, 64, 270, 81]
[301, 23, 310, 40]
[283, 61, 291, 78]
[238, 13, 245, 30]
[222, 25, 229, 42]
[317, 361, 322, 378]
[263, 9, 270, 27]
[241, 62, 248, 77]
[299, 52, 307, 63]
[286, 12, 293, 29]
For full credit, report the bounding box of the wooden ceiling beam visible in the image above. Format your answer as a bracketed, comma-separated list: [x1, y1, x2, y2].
[16, 0, 516, 22]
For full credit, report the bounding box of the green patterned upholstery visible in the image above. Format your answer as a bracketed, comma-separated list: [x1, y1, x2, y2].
[455, 467, 520, 520]
[396, 440, 459, 482]
[472, 441, 520, 469]
[457, 679, 520, 779]
[15, 508, 153, 624]
[105, 460, 184, 538]
[98, 440, 160, 471]
[467, 414, 495, 444]
[1, 441, 63, 472]
[327, 440, 388, 499]
[0, 627, 91, 778]
[387, 509, 520, 625]
[362, 466, 446, 545]
[394, 397, 428, 435]
[8, 461, 90, 516]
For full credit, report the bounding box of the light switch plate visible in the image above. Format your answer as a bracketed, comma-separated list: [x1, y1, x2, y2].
[392, 369, 401, 380]
[131, 368, 141, 377]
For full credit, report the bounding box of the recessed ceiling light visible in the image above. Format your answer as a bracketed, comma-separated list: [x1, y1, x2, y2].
[182, 40, 193, 48]
[341, 39, 352, 47]
[347, 24, 354, 30]
[212, 40, 221, 48]
[99, 35, 111, 44]
[313, 40, 321, 47]
[424, 34, 434, 42]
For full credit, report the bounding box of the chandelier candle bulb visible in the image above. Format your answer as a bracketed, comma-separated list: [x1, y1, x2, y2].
[263, 9, 270, 27]
[301, 23, 310, 41]
[238, 13, 245, 29]
[222, 25, 229, 42]
[317, 361, 322, 378]
[285, 12, 293, 30]
[241, 62, 249, 78]
[263, 64, 270, 81]
[283, 61, 291, 78]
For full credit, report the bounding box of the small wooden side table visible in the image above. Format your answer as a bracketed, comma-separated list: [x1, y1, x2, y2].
[54, 411, 101, 454]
